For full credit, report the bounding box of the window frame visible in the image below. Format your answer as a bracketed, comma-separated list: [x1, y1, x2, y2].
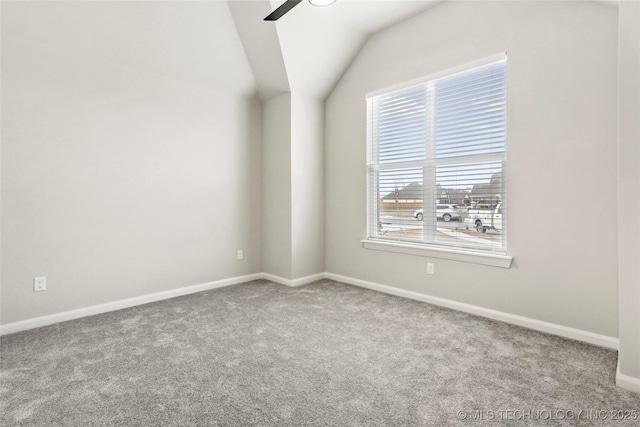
[363, 54, 513, 268]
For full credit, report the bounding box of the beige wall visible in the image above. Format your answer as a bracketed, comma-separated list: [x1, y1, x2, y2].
[1, 2, 262, 324]
[262, 92, 325, 281]
[291, 93, 325, 279]
[326, 1, 620, 337]
[617, 0, 640, 381]
[262, 93, 293, 279]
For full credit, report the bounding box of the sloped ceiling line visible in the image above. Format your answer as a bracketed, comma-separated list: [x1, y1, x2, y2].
[229, 0, 442, 101]
[228, 0, 291, 100]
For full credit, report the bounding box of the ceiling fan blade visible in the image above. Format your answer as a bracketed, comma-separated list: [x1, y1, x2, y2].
[264, 0, 303, 21]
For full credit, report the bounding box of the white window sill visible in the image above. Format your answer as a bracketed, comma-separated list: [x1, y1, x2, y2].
[361, 239, 513, 268]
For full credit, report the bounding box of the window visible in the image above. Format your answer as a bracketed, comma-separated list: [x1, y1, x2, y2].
[366, 56, 507, 257]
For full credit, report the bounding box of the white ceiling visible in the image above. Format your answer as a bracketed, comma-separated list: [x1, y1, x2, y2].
[230, 0, 442, 100]
[233, 0, 621, 100]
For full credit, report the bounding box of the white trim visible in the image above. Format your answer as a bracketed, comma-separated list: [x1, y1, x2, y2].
[2, 271, 621, 355]
[0, 272, 329, 336]
[366, 53, 507, 98]
[616, 360, 640, 394]
[0, 273, 262, 336]
[261, 272, 326, 287]
[292, 273, 326, 287]
[362, 239, 513, 268]
[325, 272, 619, 350]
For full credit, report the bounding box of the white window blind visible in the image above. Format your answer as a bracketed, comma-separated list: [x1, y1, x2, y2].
[367, 57, 507, 253]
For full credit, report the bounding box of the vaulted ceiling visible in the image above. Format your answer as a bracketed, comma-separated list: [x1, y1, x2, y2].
[229, 0, 442, 100]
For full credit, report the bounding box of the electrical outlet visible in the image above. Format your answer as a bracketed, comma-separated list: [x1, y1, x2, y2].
[427, 263, 434, 275]
[237, 250, 244, 260]
[34, 276, 46, 292]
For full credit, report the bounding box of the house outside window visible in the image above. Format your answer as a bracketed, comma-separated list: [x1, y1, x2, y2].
[366, 56, 508, 254]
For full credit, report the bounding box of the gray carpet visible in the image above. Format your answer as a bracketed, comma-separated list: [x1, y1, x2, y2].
[1, 279, 639, 426]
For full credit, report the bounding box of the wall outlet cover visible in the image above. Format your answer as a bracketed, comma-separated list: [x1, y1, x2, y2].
[34, 277, 46, 292]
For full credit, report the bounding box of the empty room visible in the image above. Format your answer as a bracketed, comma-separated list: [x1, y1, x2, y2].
[1, 0, 639, 425]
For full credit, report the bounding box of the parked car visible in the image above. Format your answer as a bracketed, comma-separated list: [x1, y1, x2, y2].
[413, 204, 464, 222]
[464, 202, 503, 233]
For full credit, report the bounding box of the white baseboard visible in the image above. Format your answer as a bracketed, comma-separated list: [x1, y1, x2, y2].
[0, 272, 328, 335]
[0, 273, 263, 336]
[1, 271, 622, 355]
[4, 269, 636, 394]
[617, 360, 640, 394]
[261, 272, 326, 287]
[325, 273, 620, 350]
